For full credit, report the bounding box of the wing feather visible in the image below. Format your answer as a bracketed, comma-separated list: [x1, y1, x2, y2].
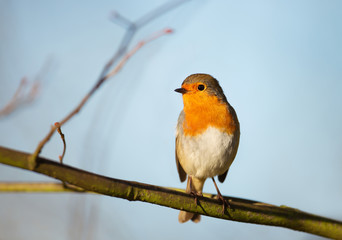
[176, 136, 187, 182]
[175, 110, 187, 182]
[219, 104, 240, 183]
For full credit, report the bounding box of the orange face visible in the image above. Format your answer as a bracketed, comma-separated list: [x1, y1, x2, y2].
[180, 82, 236, 136]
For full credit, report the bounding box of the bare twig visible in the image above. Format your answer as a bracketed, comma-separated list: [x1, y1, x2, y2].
[0, 77, 39, 117]
[134, 0, 189, 28]
[1, 145, 342, 239]
[110, 11, 132, 28]
[54, 122, 66, 164]
[0, 58, 53, 118]
[0, 77, 28, 117]
[104, 0, 188, 79]
[28, 28, 173, 170]
[28, 0, 189, 168]
[27, 79, 40, 102]
[104, 28, 173, 81]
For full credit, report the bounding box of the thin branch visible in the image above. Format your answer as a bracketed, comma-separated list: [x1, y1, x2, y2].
[0, 77, 39, 117]
[0, 77, 28, 117]
[0, 182, 87, 193]
[110, 11, 132, 28]
[134, 0, 190, 28]
[28, 28, 173, 170]
[106, 0, 188, 79]
[1, 146, 341, 239]
[0, 58, 53, 118]
[54, 122, 66, 164]
[104, 28, 172, 81]
[28, 0, 189, 168]
[91, 27, 172, 94]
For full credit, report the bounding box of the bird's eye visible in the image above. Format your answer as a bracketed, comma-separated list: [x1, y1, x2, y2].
[197, 84, 205, 91]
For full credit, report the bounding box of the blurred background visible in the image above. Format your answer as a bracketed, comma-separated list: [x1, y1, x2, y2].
[0, 0, 341, 239]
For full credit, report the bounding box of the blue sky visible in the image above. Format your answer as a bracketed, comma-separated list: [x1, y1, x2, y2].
[1, 1, 342, 239]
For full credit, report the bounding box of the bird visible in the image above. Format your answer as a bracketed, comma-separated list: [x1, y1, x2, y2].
[175, 73, 240, 223]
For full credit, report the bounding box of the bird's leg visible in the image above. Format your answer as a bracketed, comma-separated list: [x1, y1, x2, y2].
[212, 177, 230, 213]
[188, 176, 202, 206]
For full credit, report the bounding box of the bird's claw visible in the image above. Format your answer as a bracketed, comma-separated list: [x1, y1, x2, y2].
[190, 191, 202, 206]
[217, 192, 230, 213]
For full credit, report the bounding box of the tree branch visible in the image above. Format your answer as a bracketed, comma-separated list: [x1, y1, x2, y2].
[26, 1, 189, 168]
[28, 28, 172, 169]
[0, 145, 341, 239]
[54, 122, 66, 164]
[0, 58, 53, 118]
[0, 182, 87, 193]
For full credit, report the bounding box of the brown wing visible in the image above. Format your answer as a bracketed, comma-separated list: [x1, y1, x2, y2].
[175, 136, 187, 182]
[219, 104, 241, 183]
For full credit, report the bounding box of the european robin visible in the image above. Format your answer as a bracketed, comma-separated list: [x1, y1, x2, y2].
[175, 73, 240, 223]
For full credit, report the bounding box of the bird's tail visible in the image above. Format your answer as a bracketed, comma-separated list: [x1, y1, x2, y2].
[178, 176, 205, 223]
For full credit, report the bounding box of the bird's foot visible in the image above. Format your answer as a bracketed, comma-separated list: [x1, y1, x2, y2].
[190, 191, 203, 206]
[216, 192, 230, 213]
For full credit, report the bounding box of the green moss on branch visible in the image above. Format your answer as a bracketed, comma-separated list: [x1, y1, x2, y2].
[0, 145, 341, 239]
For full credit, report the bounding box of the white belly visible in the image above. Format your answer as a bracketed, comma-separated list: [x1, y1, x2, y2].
[177, 126, 235, 179]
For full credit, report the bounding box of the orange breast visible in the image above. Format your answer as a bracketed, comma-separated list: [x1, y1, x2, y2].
[182, 93, 236, 136]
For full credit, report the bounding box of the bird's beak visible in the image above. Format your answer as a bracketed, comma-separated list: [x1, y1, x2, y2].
[174, 87, 188, 94]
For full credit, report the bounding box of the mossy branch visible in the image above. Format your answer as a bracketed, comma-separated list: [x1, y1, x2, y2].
[0, 182, 87, 192]
[0, 145, 341, 239]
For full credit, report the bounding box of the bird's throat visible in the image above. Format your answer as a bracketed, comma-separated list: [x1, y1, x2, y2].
[182, 94, 236, 136]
